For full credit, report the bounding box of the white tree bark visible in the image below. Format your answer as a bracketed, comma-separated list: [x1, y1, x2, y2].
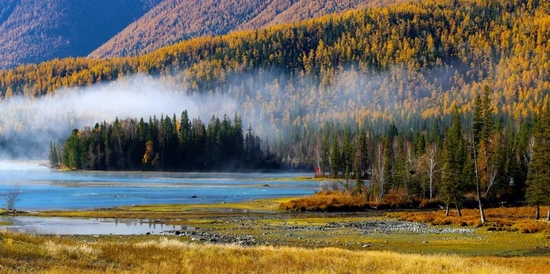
[373, 142, 386, 203]
[427, 143, 438, 202]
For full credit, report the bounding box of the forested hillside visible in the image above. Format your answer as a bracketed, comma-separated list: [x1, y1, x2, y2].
[238, 0, 403, 30]
[0, 0, 161, 69]
[90, 0, 397, 58]
[2, 0, 549, 208]
[2, 0, 549, 123]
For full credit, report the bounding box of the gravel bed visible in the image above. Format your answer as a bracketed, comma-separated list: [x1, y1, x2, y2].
[159, 219, 473, 246]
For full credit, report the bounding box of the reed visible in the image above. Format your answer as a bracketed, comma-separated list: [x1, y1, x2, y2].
[0, 232, 548, 273]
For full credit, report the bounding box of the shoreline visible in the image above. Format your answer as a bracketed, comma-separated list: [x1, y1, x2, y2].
[1, 197, 549, 258]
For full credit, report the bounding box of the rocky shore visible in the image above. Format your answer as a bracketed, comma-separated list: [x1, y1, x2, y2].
[161, 219, 474, 247]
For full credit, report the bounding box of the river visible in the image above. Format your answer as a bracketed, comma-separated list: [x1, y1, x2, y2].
[0, 161, 320, 211]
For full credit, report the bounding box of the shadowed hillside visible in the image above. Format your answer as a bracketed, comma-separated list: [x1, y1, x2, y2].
[238, 0, 403, 30]
[0, 0, 161, 69]
[90, 0, 400, 58]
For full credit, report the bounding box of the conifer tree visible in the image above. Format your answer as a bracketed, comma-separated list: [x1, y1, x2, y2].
[441, 110, 465, 216]
[342, 128, 354, 187]
[321, 131, 330, 175]
[330, 136, 341, 177]
[526, 103, 550, 220]
[62, 129, 83, 169]
[49, 142, 58, 168]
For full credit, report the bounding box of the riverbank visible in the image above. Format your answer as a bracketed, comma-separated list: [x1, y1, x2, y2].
[1, 197, 550, 273]
[1, 197, 548, 257]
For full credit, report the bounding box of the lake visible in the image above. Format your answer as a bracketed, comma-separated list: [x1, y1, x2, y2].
[0, 161, 321, 211]
[2, 216, 178, 235]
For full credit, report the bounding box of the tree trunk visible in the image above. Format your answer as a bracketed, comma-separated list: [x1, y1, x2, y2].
[535, 204, 540, 220]
[472, 140, 486, 224]
[445, 203, 450, 216]
[455, 200, 462, 217]
[429, 173, 433, 202]
[475, 178, 486, 223]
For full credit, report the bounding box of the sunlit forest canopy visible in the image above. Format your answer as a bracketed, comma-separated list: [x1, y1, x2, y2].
[1, 0, 548, 128]
[1, 0, 549, 207]
[90, 0, 403, 59]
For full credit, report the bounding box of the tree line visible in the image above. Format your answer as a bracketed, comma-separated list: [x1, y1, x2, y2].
[314, 87, 549, 220]
[49, 111, 278, 172]
[2, 0, 548, 218]
[46, 87, 550, 219]
[3, 0, 550, 164]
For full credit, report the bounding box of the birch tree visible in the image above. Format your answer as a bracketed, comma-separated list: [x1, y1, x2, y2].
[427, 143, 438, 202]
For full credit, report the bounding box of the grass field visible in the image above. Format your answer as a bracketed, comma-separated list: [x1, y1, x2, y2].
[2, 194, 550, 273]
[0, 231, 549, 273]
[387, 206, 550, 233]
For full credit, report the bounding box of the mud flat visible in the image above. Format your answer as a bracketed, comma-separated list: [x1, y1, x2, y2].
[2, 199, 544, 257]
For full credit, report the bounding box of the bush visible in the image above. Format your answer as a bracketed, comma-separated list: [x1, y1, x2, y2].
[2, 184, 22, 211]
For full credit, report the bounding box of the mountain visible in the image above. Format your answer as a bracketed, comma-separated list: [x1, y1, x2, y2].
[1, 0, 548, 126]
[237, 0, 402, 30]
[0, 0, 161, 69]
[89, 0, 400, 59]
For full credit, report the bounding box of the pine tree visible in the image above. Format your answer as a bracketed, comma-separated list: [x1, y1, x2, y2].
[341, 128, 354, 187]
[471, 87, 495, 224]
[526, 103, 550, 220]
[472, 93, 483, 147]
[441, 110, 466, 216]
[179, 111, 191, 168]
[321, 131, 330, 175]
[49, 141, 58, 168]
[357, 129, 369, 177]
[62, 129, 83, 169]
[330, 136, 341, 177]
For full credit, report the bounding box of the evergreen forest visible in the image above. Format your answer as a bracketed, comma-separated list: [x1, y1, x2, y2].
[1, 0, 549, 211]
[50, 112, 277, 172]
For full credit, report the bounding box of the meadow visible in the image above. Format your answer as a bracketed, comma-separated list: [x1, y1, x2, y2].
[0, 231, 549, 273]
[1, 195, 550, 273]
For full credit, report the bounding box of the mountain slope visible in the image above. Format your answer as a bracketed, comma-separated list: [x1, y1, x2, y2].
[0, 0, 161, 69]
[89, 0, 274, 58]
[238, 0, 400, 30]
[2, 0, 548, 125]
[89, 0, 399, 59]
[1, 0, 550, 163]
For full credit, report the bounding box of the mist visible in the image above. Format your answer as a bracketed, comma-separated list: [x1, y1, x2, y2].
[0, 75, 239, 159]
[0, 63, 466, 161]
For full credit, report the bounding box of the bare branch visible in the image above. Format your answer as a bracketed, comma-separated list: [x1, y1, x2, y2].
[3, 184, 22, 211]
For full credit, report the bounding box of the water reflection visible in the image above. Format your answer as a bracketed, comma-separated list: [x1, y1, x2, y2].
[0, 162, 319, 210]
[1, 216, 180, 235]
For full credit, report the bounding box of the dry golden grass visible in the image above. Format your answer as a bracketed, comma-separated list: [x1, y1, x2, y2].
[279, 191, 429, 211]
[44, 241, 101, 260]
[0, 231, 549, 273]
[387, 206, 550, 233]
[281, 191, 550, 233]
[279, 191, 371, 211]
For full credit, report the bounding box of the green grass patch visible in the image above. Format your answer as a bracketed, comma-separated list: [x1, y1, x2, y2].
[23, 197, 550, 258]
[35, 197, 294, 219]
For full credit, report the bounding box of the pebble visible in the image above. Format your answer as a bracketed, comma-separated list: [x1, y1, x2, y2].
[160, 219, 473, 248]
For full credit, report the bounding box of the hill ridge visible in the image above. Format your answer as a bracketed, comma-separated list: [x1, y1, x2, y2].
[0, 0, 162, 69]
[89, 0, 398, 59]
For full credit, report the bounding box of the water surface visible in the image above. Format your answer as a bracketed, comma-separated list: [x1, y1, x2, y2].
[1, 216, 181, 235]
[0, 161, 320, 210]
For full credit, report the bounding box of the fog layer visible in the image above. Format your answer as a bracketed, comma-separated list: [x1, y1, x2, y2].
[0, 75, 238, 159]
